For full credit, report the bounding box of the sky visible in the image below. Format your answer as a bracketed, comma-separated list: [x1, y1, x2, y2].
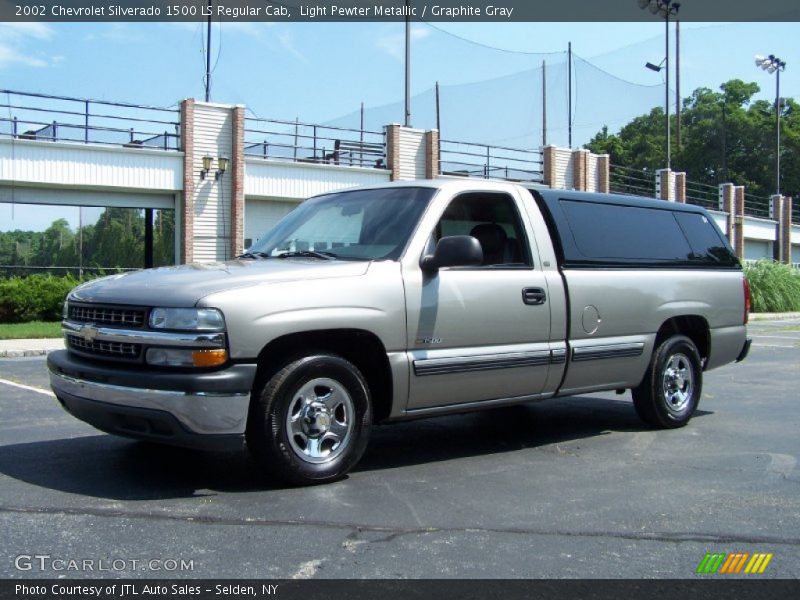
[0, 21, 796, 122]
[0, 19, 798, 232]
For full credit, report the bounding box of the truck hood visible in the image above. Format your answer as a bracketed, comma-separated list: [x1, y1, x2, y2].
[69, 259, 371, 307]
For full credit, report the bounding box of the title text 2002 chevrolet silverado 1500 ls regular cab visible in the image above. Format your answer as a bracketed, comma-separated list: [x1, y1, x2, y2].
[48, 180, 752, 484]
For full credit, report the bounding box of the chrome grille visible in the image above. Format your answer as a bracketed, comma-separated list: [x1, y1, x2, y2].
[67, 334, 141, 361]
[70, 304, 145, 328]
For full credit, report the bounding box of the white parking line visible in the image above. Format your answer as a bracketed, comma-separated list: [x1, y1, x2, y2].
[752, 343, 796, 349]
[0, 378, 55, 398]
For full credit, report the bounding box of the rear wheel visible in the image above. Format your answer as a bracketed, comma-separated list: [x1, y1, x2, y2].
[246, 354, 372, 485]
[632, 335, 702, 429]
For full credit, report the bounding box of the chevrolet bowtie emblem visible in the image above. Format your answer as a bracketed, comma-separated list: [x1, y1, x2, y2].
[79, 324, 99, 342]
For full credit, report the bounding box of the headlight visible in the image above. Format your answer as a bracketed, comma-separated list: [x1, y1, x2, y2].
[149, 307, 225, 331]
[62, 300, 69, 320]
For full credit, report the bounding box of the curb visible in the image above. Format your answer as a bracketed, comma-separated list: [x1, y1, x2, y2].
[749, 312, 800, 321]
[0, 348, 60, 359]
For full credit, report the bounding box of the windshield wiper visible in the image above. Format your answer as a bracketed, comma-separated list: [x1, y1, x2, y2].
[276, 250, 337, 260]
[237, 251, 271, 260]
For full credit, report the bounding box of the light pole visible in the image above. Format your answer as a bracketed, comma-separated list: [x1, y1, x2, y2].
[638, 0, 680, 169]
[754, 54, 787, 195]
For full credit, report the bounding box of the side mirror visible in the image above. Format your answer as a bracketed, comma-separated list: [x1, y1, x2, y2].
[420, 235, 483, 272]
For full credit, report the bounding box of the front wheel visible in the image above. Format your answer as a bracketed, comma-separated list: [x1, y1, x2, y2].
[632, 335, 702, 429]
[246, 354, 372, 485]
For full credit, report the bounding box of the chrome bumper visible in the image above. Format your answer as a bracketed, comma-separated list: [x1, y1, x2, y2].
[49, 369, 250, 436]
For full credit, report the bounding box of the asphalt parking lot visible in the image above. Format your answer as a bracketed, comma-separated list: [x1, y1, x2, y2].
[0, 320, 798, 579]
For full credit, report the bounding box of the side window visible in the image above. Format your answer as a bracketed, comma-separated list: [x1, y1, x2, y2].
[436, 192, 531, 267]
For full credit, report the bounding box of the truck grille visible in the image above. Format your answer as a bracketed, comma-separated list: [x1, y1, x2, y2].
[67, 334, 141, 361]
[69, 304, 146, 328]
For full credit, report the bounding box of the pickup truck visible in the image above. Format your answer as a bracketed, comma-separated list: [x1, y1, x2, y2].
[48, 179, 752, 485]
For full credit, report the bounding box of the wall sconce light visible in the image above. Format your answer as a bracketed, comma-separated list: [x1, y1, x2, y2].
[200, 155, 213, 179]
[216, 156, 229, 180]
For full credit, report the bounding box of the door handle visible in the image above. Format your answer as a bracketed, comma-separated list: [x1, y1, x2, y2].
[522, 287, 547, 305]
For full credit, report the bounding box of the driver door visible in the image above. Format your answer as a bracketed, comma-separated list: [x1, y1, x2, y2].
[403, 190, 553, 411]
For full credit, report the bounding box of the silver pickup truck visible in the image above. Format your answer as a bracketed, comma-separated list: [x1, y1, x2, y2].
[48, 180, 751, 484]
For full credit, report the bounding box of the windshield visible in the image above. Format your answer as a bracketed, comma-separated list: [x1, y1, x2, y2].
[248, 187, 435, 261]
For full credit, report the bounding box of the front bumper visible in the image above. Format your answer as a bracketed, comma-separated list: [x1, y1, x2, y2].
[48, 350, 256, 450]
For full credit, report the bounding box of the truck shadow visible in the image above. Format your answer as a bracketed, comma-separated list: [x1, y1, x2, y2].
[0, 396, 712, 500]
[358, 397, 713, 472]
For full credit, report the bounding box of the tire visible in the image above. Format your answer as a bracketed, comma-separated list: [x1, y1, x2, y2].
[632, 335, 703, 429]
[246, 353, 372, 485]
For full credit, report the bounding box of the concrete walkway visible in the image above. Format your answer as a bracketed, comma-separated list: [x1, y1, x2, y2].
[0, 338, 64, 358]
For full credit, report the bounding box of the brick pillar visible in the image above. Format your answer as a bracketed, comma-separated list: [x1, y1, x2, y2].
[385, 124, 401, 181]
[182, 101, 237, 263]
[425, 129, 439, 179]
[719, 183, 734, 245]
[776, 195, 793, 264]
[733, 185, 745, 259]
[771, 194, 783, 262]
[231, 106, 246, 258]
[571, 149, 588, 191]
[656, 168, 672, 200]
[180, 99, 195, 264]
[596, 154, 610, 194]
[674, 172, 686, 203]
[783, 197, 793, 265]
[543, 145, 557, 188]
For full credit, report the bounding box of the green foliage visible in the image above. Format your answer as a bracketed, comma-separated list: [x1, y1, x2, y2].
[0, 208, 175, 272]
[586, 79, 799, 201]
[744, 261, 800, 313]
[0, 274, 83, 323]
[0, 320, 62, 340]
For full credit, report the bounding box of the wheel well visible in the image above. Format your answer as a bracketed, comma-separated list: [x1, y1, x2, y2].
[655, 316, 710, 363]
[252, 329, 393, 423]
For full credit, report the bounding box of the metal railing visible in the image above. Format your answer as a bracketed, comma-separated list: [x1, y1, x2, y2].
[609, 165, 656, 197]
[744, 193, 771, 219]
[244, 118, 386, 169]
[439, 140, 543, 183]
[0, 89, 181, 150]
[684, 179, 719, 211]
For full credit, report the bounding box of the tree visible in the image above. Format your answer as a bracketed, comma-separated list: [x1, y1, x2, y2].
[586, 79, 799, 201]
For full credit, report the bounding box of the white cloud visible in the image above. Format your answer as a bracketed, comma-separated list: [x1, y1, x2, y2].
[0, 45, 48, 69]
[0, 22, 55, 41]
[277, 31, 307, 63]
[226, 22, 272, 37]
[0, 23, 56, 70]
[376, 25, 431, 61]
[164, 21, 271, 37]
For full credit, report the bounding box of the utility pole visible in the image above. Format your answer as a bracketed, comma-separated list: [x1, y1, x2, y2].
[567, 42, 572, 148]
[205, 0, 212, 102]
[755, 54, 787, 195]
[675, 20, 681, 149]
[639, 1, 680, 169]
[404, 0, 411, 126]
[542, 60, 547, 147]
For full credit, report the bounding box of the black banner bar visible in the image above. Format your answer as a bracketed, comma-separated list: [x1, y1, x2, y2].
[2, 580, 800, 600]
[1, 0, 799, 22]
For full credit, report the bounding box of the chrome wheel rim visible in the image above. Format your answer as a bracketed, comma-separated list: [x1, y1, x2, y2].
[662, 353, 693, 414]
[286, 378, 354, 464]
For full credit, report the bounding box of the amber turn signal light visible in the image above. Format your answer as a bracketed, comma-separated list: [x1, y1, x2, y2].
[192, 349, 228, 367]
